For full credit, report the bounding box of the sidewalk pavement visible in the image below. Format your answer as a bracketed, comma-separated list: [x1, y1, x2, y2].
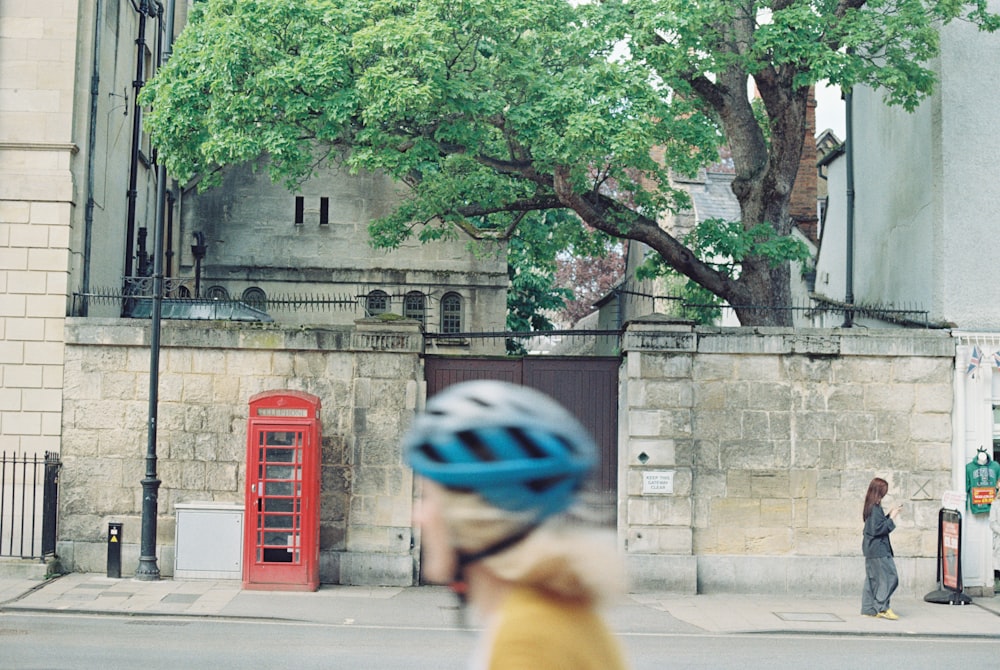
[2, 572, 1000, 638]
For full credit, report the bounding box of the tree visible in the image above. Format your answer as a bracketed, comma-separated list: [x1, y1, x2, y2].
[144, 0, 998, 326]
[555, 244, 625, 327]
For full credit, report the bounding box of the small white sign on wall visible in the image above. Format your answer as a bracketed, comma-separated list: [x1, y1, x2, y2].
[642, 470, 675, 495]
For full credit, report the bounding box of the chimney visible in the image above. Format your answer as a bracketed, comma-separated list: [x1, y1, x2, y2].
[790, 87, 819, 244]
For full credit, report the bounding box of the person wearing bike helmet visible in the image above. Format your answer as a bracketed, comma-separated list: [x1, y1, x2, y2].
[405, 380, 628, 670]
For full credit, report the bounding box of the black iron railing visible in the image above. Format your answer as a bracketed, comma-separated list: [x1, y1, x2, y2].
[0, 451, 60, 560]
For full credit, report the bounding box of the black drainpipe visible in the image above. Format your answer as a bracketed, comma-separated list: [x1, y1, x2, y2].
[843, 88, 855, 327]
[82, 0, 104, 316]
[123, 0, 152, 286]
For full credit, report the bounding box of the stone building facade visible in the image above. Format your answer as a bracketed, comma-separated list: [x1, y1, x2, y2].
[59, 317, 956, 596]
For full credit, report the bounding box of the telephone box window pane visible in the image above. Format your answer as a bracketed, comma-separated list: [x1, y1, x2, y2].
[265, 481, 294, 496]
[266, 465, 294, 480]
[265, 498, 295, 513]
[265, 515, 294, 529]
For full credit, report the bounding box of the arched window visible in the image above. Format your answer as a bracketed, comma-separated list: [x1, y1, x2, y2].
[205, 285, 230, 301]
[366, 290, 390, 316]
[440, 292, 462, 334]
[403, 291, 426, 324]
[241, 287, 267, 310]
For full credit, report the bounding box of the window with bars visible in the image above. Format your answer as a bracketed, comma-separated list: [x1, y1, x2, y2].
[440, 292, 462, 334]
[403, 292, 426, 324]
[366, 290, 390, 316]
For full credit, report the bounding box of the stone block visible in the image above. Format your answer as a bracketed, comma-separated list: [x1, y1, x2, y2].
[339, 551, 413, 586]
[691, 355, 735, 382]
[833, 358, 893, 384]
[627, 526, 692, 553]
[913, 383, 952, 413]
[845, 441, 891, 469]
[759, 498, 793, 527]
[627, 438, 678, 467]
[746, 382, 792, 410]
[782, 355, 834, 382]
[721, 439, 790, 469]
[709, 497, 759, 527]
[892, 356, 952, 383]
[632, 379, 694, 409]
[723, 469, 750, 497]
[627, 497, 692, 526]
[693, 381, 726, 410]
[625, 554, 697, 594]
[745, 527, 792, 553]
[909, 412, 950, 442]
[826, 385, 864, 411]
[735, 356, 783, 382]
[789, 470, 817, 498]
[835, 412, 876, 441]
[749, 471, 790, 497]
[628, 409, 662, 437]
[864, 384, 915, 412]
[692, 410, 742, 440]
[692, 438, 720, 468]
[795, 528, 846, 556]
[790, 438, 820, 467]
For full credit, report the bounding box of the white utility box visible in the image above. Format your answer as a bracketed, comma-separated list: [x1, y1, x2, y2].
[174, 502, 244, 579]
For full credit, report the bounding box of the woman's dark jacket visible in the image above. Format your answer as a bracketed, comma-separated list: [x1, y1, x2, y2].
[862, 503, 895, 558]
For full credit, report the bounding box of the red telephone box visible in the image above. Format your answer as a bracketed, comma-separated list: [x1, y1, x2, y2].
[243, 390, 321, 591]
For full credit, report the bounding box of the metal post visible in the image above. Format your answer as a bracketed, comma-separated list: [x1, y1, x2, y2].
[136, 0, 175, 581]
[842, 88, 855, 328]
[41, 452, 59, 558]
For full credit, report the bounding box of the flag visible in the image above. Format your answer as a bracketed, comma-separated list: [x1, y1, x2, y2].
[967, 346, 982, 376]
[992, 351, 1000, 369]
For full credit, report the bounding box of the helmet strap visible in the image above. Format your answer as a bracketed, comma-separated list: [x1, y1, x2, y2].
[448, 524, 538, 617]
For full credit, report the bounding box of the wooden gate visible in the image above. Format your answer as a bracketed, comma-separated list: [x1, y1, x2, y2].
[424, 356, 620, 499]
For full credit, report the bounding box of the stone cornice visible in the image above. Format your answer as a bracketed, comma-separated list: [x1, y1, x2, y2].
[0, 141, 79, 154]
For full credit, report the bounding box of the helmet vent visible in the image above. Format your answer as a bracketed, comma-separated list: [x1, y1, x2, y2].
[525, 475, 567, 493]
[507, 427, 546, 459]
[417, 443, 446, 463]
[457, 430, 498, 462]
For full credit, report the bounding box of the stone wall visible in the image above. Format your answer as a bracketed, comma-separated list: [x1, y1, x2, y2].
[58, 315, 960, 596]
[620, 320, 955, 596]
[58, 317, 422, 585]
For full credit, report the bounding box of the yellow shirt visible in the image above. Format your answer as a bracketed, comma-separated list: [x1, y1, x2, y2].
[484, 586, 628, 670]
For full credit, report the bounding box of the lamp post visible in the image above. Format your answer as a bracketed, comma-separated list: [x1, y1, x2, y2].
[135, 0, 176, 582]
[191, 232, 206, 298]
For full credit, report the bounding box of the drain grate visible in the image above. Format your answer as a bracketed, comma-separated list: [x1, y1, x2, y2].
[774, 611, 844, 622]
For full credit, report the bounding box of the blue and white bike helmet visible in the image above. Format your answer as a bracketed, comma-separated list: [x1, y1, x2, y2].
[404, 380, 597, 522]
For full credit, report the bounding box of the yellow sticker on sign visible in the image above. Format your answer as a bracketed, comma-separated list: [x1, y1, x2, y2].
[110, 537, 118, 543]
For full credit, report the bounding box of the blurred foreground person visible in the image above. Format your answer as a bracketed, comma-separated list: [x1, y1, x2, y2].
[405, 380, 628, 670]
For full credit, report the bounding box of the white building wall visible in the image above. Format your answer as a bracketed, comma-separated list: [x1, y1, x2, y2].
[849, 4, 1000, 329]
[0, 1, 80, 456]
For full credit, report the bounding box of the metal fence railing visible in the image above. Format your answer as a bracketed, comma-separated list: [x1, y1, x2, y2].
[0, 451, 60, 560]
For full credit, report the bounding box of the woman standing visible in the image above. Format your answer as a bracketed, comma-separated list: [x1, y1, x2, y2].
[862, 477, 902, 620]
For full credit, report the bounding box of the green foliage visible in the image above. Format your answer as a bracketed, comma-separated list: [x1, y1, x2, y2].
[505, 210, 612, 333]
[144, 0, 999, 326]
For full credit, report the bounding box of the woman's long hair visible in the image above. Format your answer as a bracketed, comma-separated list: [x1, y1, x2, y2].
[863, 477, 889, 521]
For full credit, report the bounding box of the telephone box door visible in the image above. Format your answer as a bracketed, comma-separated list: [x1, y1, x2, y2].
[243, 391, 321, 591]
